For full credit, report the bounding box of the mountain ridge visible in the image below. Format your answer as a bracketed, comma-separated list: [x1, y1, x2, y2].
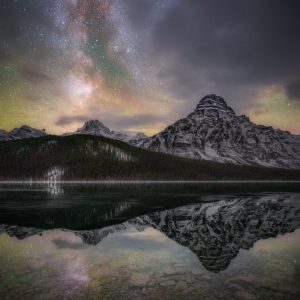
[1, 94, 300, 169]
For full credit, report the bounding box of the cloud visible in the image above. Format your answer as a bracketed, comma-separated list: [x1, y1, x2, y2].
[52, 238, 88, 250]
[55, 115, 90, 126]
[142, 0, 300, 109]
[56, 113, 166, 130]
[21, 64, 55, 84]
[2, 1, 300, 134]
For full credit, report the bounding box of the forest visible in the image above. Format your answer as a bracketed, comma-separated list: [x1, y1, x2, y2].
[0, 134, 300, 181]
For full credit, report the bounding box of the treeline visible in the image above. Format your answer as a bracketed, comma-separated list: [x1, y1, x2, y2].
[0, 134, 300, 180]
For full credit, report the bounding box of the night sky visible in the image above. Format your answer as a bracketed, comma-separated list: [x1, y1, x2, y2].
[1, 0, 300, 135]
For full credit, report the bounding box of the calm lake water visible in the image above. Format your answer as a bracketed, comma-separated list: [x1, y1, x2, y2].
[0, 182, 299, 300]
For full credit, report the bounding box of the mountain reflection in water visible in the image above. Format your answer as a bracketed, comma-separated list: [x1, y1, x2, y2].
[1, 192, 299, 273]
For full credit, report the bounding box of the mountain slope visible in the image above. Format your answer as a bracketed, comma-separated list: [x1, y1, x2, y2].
[0, 134, 300, 180]
[141, 94, 300, 169]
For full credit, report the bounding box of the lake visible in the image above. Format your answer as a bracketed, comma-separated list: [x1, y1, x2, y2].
[0, 182, 299, 299]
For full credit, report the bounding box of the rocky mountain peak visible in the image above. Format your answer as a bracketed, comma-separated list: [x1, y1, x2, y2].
[194, 94, 235, 116]
[73, 119, 129, 141]
[80, 119, 107, 130]
[77, 119, 111, 135]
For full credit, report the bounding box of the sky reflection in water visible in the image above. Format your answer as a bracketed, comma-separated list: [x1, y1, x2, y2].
[0, 184, 300, 299]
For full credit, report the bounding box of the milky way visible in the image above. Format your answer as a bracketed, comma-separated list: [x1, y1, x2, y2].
[0, 0, 300, 135]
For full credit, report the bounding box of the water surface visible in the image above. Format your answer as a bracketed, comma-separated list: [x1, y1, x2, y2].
[0, 183, 299, 299]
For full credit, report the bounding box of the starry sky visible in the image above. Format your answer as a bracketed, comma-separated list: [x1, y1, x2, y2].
[1, 0, 300, 135]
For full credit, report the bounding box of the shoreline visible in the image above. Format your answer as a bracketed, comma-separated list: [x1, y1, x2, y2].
[0, 180, 300, 184]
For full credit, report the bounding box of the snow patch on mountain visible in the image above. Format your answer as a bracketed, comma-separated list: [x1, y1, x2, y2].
[79, 140, 134, 162]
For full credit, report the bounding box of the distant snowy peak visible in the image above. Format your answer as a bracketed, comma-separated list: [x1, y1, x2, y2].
[10, 125, 47, 139]
[77, 120, 112, 136]
[68, 119, 149, 145]
[74, 119, 129, 141]
[132, 132, 148, 139]
[140, 94, 300, 169]
[0, 125, 47, 142]
[128, 132, 150, 146]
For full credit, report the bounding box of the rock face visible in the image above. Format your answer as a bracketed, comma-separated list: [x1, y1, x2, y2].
[0, 125, 47, 142]
[141, 94, 300, 169]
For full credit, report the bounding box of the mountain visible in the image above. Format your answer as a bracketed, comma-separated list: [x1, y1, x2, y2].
[141, 94, 300, 169]
[2, 94, 299, 170]
[0, 134, 300, 180]
[0, 125, 47, 142]
[65, 119, 150, 146]
[65, 119, 129, 141]
[9, 125, 47, 139]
